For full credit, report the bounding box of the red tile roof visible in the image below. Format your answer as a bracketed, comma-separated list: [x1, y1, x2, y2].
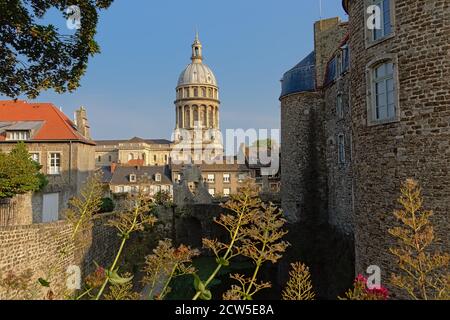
[0, 100, 95, 145]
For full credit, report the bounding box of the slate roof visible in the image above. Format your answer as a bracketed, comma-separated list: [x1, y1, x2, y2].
[280, 51, 316, 98]
[110, 166, 172, 185]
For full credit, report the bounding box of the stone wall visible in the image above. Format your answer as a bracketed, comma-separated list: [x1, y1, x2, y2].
[347, 0, 450, 297]
[0, 194, 32, 226]
[280, 92, 327, 223]
[0, 213, 119, 300]
[323, 72, 354, 235]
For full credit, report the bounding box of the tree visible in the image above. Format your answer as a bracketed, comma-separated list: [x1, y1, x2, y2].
[0, 142, 47, 198]
[0, 0, 113, 98]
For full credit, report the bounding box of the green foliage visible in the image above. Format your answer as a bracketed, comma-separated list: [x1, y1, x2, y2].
[99, 197, 114, 213]
[0, 0, 113, 98]
[251, 139, 274, 149]
[0, 142, 47, 198]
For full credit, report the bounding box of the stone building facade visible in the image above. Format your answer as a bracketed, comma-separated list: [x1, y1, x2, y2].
[171, 162, 249, 198]
[280, 0, 449, 298]
[0, 101, 96, 223]
[95, 137, 172, 167]
[109, 165, 173, 197]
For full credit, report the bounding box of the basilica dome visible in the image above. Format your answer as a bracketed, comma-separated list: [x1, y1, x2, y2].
[177, 63, 217, 87]
[176, 33, 218, 88]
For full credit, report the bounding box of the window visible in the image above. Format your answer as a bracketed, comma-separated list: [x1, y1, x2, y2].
[154, 155, 157, 162]
[155, 173, 161, 182]
[337, 94, 344, 119]
[238, 173, 247, 183]
[207, 174, 215, 183]
[208, 88, 213, 98]
[129, 174, 137, 182]
[49, 153, 61, 175]
[194, 87, 198, 97]
[326, 57, 337, 84]
[223, 188, 231, 197]
[109, 155, 112, 162]
[370, 0, 392, 41]
[177, 174, 182, 182]
[223, 173, 230, 183]
[184, 88, 189, 98]
[30, 153, 40, 164]
[8, 131, 30, 141]
[336, 52, 342, 76]
[208, 188, 215, 196]
[342, 44, 350, 72]
[372, 61, 396, 121]
[98, 155, 101, 162]
[128, 153, 134, 161]
[338, 134, 345, 164]
[202, 87, 206, 97]
[117, 186, 124, 193]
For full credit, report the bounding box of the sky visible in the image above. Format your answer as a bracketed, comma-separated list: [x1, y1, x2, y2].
[2, 0, 347, 141]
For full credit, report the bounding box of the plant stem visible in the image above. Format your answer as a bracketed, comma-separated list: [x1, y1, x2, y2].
[159, 264, 178, 300]
[244, 241, 267, 299]
[192, 205, 247, 300]
[94, 204, 140, 300]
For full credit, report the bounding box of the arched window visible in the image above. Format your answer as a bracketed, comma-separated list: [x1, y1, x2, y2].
[185, 106, 190, 128]
[193, 106, 199, 126]
[208, 107, 214, 128]
[184, 88, 189, 98]
[194, 87, 198, 97]
[208, 88, 213, 98]
[201, 87, 206, 97]
[178, 106, 183, 127]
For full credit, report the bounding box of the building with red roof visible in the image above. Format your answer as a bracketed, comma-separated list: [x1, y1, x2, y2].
[0, 100, 96, 223]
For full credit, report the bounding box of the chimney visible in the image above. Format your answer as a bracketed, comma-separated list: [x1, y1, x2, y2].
[74, 106, 91, 139]
[111, 162, 117, 174]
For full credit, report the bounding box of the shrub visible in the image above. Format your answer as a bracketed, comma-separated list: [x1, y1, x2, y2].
[389, 179, 449, 300]
[99, 197, 115, 213]
[0, 142, 47, 198]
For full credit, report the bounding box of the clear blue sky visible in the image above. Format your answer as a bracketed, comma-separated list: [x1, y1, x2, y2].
[3, 0, 347, 140]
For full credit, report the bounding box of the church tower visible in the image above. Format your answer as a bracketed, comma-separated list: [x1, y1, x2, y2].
[172, 33, 223, 164]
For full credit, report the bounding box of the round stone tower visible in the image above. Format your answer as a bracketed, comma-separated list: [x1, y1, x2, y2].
[344, 0, 450, 291]
[172, 33, 223, 164]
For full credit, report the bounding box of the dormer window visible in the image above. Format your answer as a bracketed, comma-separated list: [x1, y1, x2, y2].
[155, 173, 162, 182]
[7, 130, 30, 141]
[129, 174, 137, 183]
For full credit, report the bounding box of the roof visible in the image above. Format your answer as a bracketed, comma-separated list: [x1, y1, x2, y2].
[171, 162, 249, 173]
[280, 51, 316, 98]
[110, 165, 172, 185]
[96, 137, 172, 146]
[0, 100, 95, 145]
[343, 0, 349, 13]
[177, 62, 218, 87]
